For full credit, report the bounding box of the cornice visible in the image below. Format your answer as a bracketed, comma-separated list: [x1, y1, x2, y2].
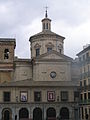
[30, 32, 65, 42]
[77, 45, 90, 56]
[0, 80, 78, 88]
[34, 59, 70, 63]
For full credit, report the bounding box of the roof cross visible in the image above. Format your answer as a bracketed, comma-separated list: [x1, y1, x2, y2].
[45, 6, 48, 18]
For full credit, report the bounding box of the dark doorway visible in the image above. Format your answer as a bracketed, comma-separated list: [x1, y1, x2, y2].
[33, 107, 42, 120]
[60, 107, 69, 119]
[19, 108, 29, 120]
[2, 109, 12, 120]
[46, 107, 56, 120]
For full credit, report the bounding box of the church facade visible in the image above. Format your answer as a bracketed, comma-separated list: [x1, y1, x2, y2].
[0, 11, 82, 120]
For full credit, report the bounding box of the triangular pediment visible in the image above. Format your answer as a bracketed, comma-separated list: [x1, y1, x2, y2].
[35, 50, 72, 61]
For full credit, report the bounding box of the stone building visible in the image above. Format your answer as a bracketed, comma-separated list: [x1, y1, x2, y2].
[0, 11, 80, 120]
[77, 45, 90, 120]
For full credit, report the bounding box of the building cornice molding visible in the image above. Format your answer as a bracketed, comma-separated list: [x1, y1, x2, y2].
[29, 32, 65, 42]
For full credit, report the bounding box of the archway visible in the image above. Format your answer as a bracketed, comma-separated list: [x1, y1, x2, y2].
[19, 108, 29, 120]
[33, 107, 42, 120]
[60, 107, 69, 119]
[2, 108, 12, 120]
[46, 107, 56, 120]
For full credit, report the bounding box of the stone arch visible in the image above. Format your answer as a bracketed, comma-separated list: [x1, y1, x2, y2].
[19, 107, 29, 119]
[60, 107, 69, 119]
[2, 108, 12, 120]
[33, 107, 42, 120]
[46, 107, 56, 120]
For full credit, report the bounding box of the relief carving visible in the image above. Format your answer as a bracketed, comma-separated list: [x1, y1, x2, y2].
[60, 71, 65, 80]
[45, 42, 54, 48]
[34, 43, 41, 49]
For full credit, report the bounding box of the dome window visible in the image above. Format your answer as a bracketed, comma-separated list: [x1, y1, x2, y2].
[46, 23, 48, 29]
[43, 23, 45, 30]
[46, 42, 54, 53]
[36, 48, 40, 57]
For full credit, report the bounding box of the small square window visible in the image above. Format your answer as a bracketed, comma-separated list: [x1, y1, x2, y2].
[61, 91, 68, 101]
[3, 92, 11, 102]
[34, 91, 41, 102]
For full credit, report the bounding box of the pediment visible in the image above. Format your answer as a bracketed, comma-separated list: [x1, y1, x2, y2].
[36, 50, 72, 61]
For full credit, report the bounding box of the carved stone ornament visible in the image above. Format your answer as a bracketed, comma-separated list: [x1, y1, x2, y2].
[34, 43, 41, 49]
[50, 71, 56, 78]
[45, 42, 54, 48]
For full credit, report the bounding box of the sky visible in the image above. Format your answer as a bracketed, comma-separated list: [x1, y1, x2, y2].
[0, 0, 90, 59]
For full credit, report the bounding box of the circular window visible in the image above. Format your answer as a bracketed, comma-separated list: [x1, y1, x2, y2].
[50, 71, 56, 78]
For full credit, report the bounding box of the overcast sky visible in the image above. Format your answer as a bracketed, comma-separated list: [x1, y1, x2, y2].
[0, 0, 90, 59]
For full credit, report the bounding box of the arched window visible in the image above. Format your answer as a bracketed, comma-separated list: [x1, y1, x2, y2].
[4, 110, 10, 120]
[46, 23, 48, 29]
[2, 108, 12, 120]
[43, 23, 45, 30]
[4, 49, 9, 59]
[36, 48, 40, 57]
[60, 107, 69, 119]
[33, 107, 42, 120]
[46, 42, 54, 53]
[19, 108, 29, 119]
[34, 43, 41, 57]
[46, 107, 56, 120]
